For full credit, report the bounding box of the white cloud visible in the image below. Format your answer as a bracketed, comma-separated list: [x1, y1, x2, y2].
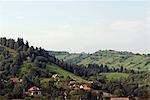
[148, 16, 150, 21]
[147, 10, 150, 22]
[62, 24, 71, 29]
[110, 20, 145, 33]
[16, 16, 25, 20]
[58, 24, 72, 30]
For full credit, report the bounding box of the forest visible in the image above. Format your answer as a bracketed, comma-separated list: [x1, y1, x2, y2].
[0, 37, 149, 100]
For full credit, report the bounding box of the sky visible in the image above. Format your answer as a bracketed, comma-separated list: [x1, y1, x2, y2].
[0, 0, 149, 53]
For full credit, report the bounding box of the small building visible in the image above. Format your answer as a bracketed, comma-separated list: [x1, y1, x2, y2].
[68, 82, 91, 90]
[79, 85, 84, 89]
[25, 86, 41, 96]
[68, 80, 76, 85]
[52, 74, 60, 81]
[69, 82, 80, 89]
[110, 98, 129, 100]
[52, 74, 58, 78]
[80, 83, 91, 90]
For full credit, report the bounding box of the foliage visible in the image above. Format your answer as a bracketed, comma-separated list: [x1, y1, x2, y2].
[0, 37, 149, 99]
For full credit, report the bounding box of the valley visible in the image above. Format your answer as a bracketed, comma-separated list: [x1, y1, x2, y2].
[0, 37, 149, 100]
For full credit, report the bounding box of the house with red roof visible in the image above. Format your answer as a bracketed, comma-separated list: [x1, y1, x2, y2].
[25, 86, 41, 96]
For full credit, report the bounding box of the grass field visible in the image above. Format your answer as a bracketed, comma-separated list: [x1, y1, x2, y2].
[20, 63, 33, 75]
[40, 78, 52, 84]
[46, 64, 89, 83]
[101, 72, 129, 80]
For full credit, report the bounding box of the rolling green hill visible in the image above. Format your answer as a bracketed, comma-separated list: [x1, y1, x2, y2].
[51, 50, 150, 70]
[1, 37, 150, 99]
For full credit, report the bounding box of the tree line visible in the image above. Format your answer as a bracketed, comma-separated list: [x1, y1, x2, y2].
[0, 37, 142, 78]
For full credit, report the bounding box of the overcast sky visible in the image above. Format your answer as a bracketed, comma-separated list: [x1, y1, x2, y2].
[0, 0, 149, 53]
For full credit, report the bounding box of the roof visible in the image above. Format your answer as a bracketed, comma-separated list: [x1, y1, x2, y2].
[28, 86, 40, 91]
[110, 98, 129, 100]
[80, 83, 91, 90]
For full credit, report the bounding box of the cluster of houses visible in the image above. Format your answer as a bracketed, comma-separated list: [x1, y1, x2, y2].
[51, 74, 91, 90]
[9, 75, 130, 100]
[51, 74, 91, 91]
[68, 81, 91, 90]
[8, 74, 91, 97]
[23, 82, 91, 96]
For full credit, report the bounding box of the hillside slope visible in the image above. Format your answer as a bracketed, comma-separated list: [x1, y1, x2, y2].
[0, 37, 99, 99]
[0, 37, 149, 99]
[0, 38, 88, 83]
[50, 50, 150, 70]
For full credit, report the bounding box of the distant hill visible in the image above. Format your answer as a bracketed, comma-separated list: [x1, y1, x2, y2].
[50, 50, 150, 70]
[49, 51, 69, 56]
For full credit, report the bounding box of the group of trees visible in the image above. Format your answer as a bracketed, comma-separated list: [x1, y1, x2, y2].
[91, 73, 150, 99]
[86, 64, 140, 76]
[0, 37, 51, 78]
[0, 37, 29, 51]
[52, 59, 141, 78]
[0, 37, 141, 78]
